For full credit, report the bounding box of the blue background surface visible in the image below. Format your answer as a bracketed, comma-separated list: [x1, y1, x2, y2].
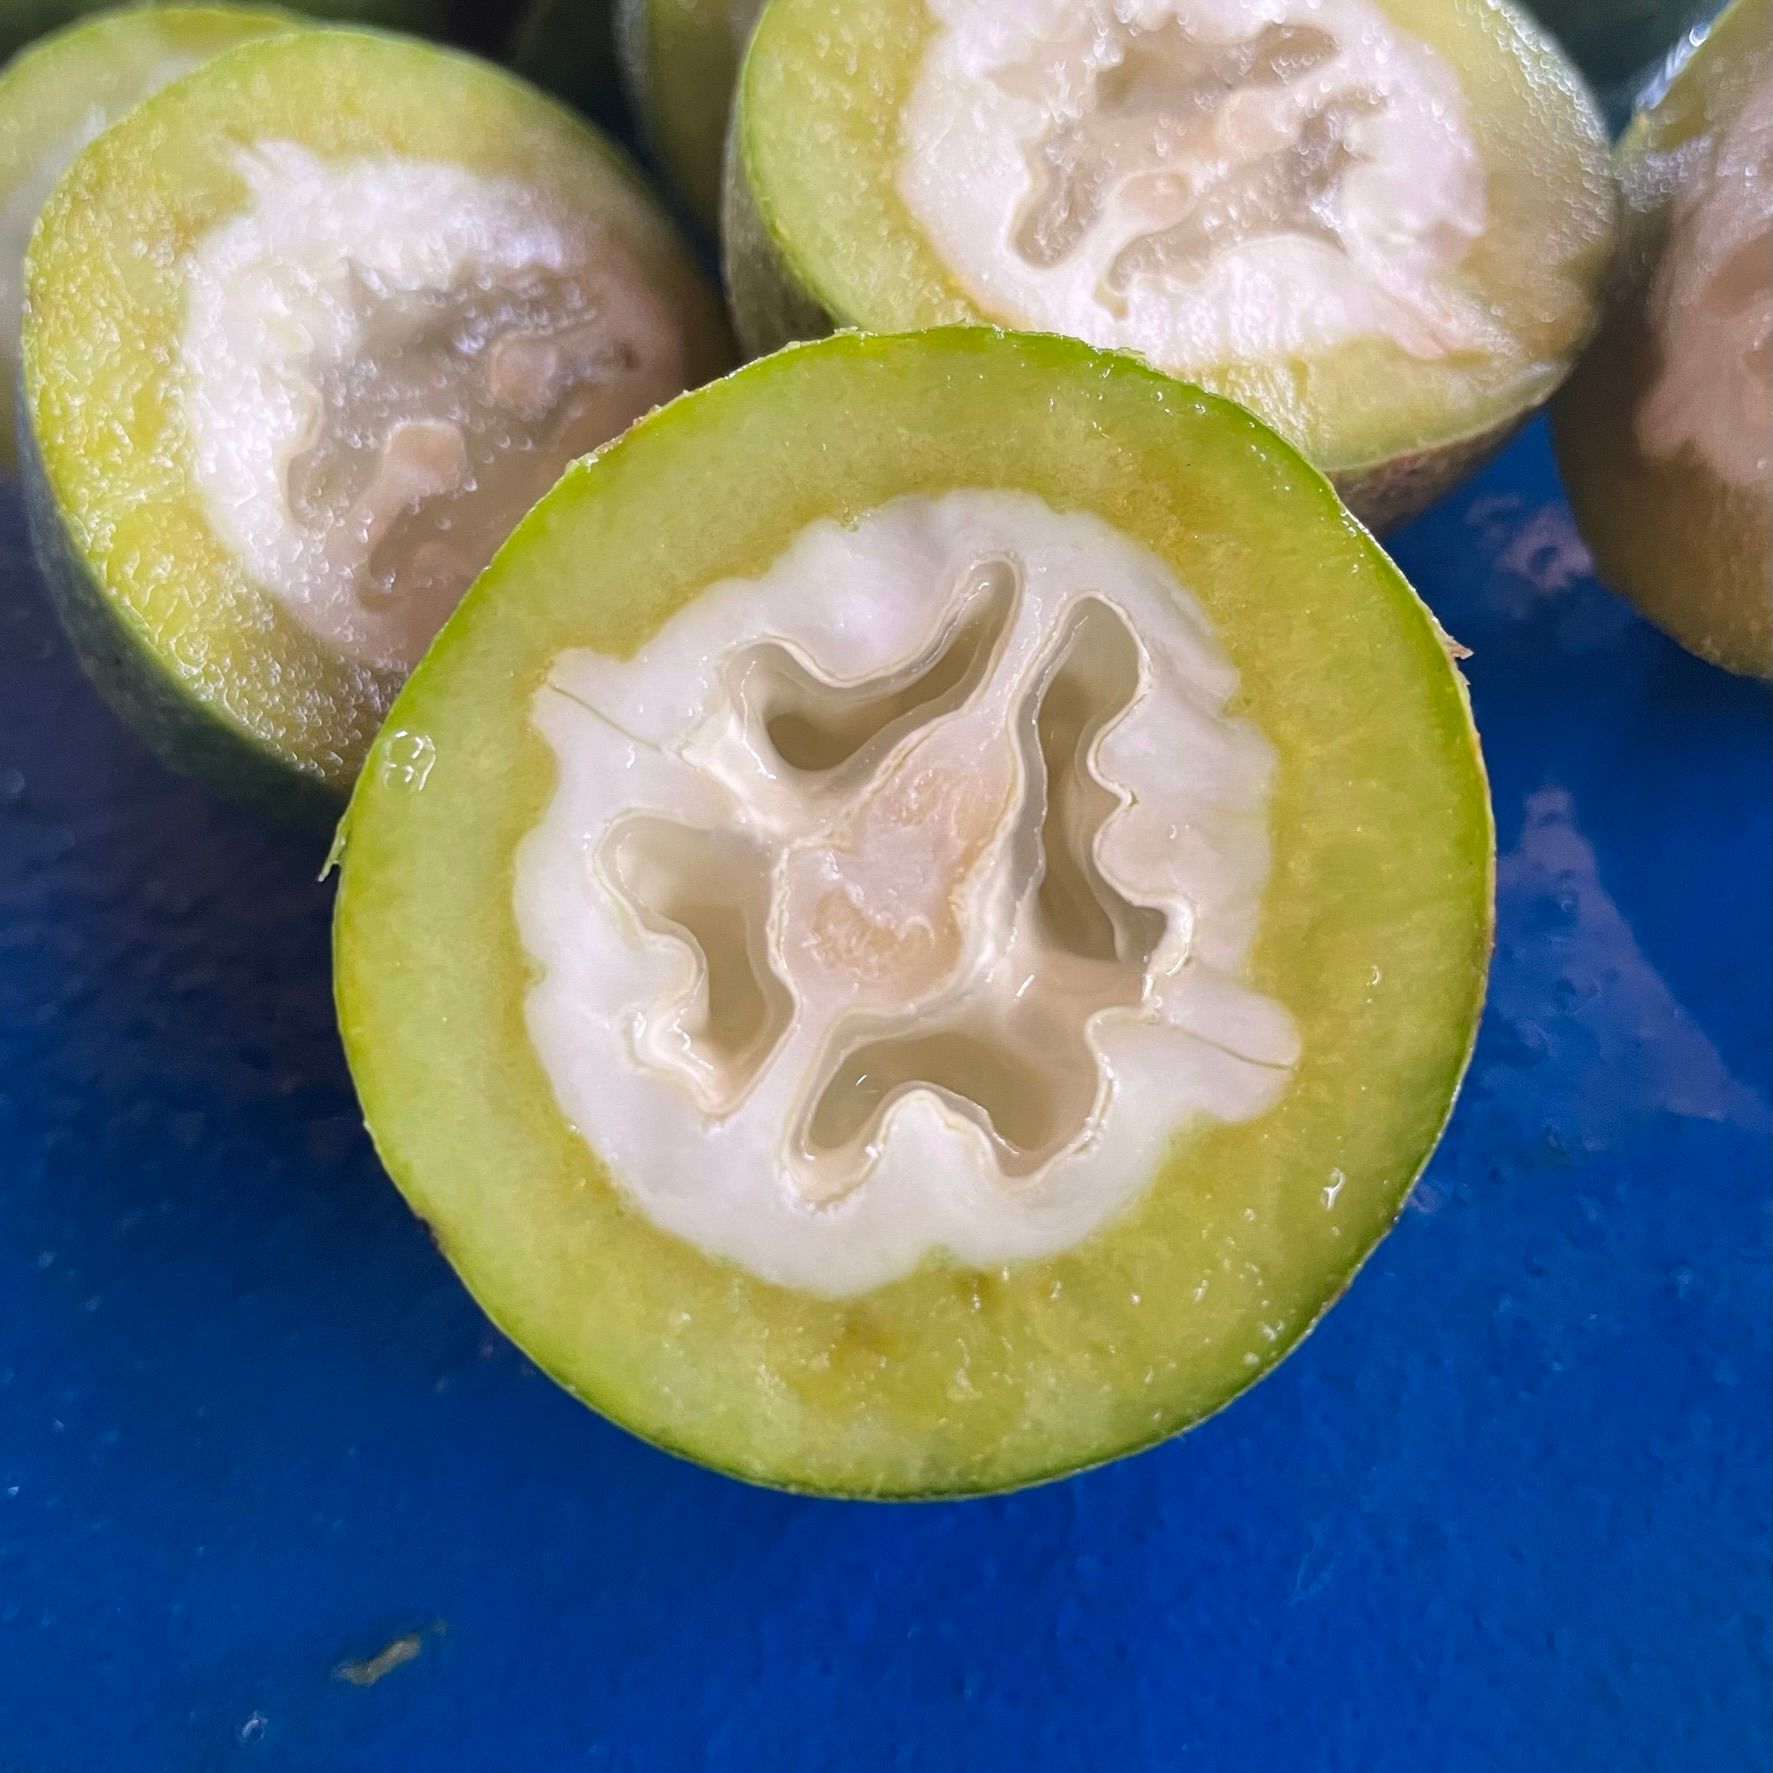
[0, 424, 1767, 1770]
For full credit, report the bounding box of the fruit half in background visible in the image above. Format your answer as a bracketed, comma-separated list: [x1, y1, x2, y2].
[1552, 0, 1771, 679]
[617, 0, 762, 232]
[727, 0, 1617, 533]
[21, 28, 732, 816]
[0, 5, 300, 472]
[509, 0, 625, 131]
[334, 327, 1495, 1498]
[0, 0, 447, 65]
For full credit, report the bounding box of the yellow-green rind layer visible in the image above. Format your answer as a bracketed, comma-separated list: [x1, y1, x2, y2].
[22, 27, 732, 807]
[616, 0, 751, 232]
[726, 0, 1616, 535]
[1551, 0, 1772, 679]
[0, 4, 301, 473]
[0, 0, 447, 64]
[334, 328, 1495, 1498]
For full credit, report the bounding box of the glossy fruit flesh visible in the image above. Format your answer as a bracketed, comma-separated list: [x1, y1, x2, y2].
[0, 4, 299, 472]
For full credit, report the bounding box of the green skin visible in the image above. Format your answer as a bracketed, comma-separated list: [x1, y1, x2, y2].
[616, 0, 755, 233]
[1551, 0, 1772, 679]
[0, 0, 448, 63]
[508, 0, 625, 131]
[334, 328, 1494, 1499]
[724, 0, 1616, 536]
[0, 4, 302, 474]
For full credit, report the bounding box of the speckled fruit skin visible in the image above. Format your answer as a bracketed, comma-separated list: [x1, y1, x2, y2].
[509, 0, 626, 131]
[1551, 0, 1772, 680]
[722, 0, 1617, 538]
[18, 418, 344, 827]
[333, 327, 1495, 1500]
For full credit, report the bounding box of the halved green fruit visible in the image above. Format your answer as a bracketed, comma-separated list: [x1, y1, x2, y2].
[334, 327, 1494, 1498]
[23, 27, 731, 814]
[0, 4, 301, 472]
[0, 0, 448, 67]
[616, 0, 761, 231]
[509, 0, 624, 129]
[727, 0, 1617, 532]
[1551, 0, 1771, 678]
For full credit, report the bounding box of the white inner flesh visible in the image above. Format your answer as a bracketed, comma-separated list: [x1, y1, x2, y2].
[1638, 74, 1773, 490]
[182, 142, 695, 673]
[516, 490, 1299, 1295]
[0, 53, 203, 370]
[898, 0, 1499, 373]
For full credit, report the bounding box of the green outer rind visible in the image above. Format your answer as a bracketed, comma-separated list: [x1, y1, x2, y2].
[724, 144, 1527, 537]
[19, 412, 343, 825]
[724, 0, 1616, 537]
[1550, 0, 1772, 680]
[0, 0, 447, 64]
[22, 26, 733, 809]
[0, 3, 301, 474]
[1332, 413, 1528, 534]
[334, 326, 1495, 1499]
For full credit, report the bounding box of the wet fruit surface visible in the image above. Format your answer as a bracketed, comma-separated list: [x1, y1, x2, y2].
[0, 415, 1766, 1758]
[1552, 0, 1773, 678]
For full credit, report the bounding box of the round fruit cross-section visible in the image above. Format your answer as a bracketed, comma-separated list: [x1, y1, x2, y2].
[334, 329, 1495, 1497]
[726, 0, 1616, 532]
[22, 28, 731, 815]
[1552, 0, 1772, 679]
[0, 4, 301, 474]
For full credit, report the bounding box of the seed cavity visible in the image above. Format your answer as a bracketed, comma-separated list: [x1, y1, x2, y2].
[517, 491, 1297, 1294]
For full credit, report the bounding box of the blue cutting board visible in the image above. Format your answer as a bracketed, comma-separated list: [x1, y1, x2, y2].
[0, 421, 1767, 1771]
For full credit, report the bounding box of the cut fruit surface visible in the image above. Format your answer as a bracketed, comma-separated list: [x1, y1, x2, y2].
[22, 27, 731, 810]
[0, 4, 299, 472]
[334, 328, 1494, 1497]
[1552, 0, 1772, 679]
[0, 0, 446, 66]
[616, 0, 763, 230]
[727, 0, 1616, 530]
